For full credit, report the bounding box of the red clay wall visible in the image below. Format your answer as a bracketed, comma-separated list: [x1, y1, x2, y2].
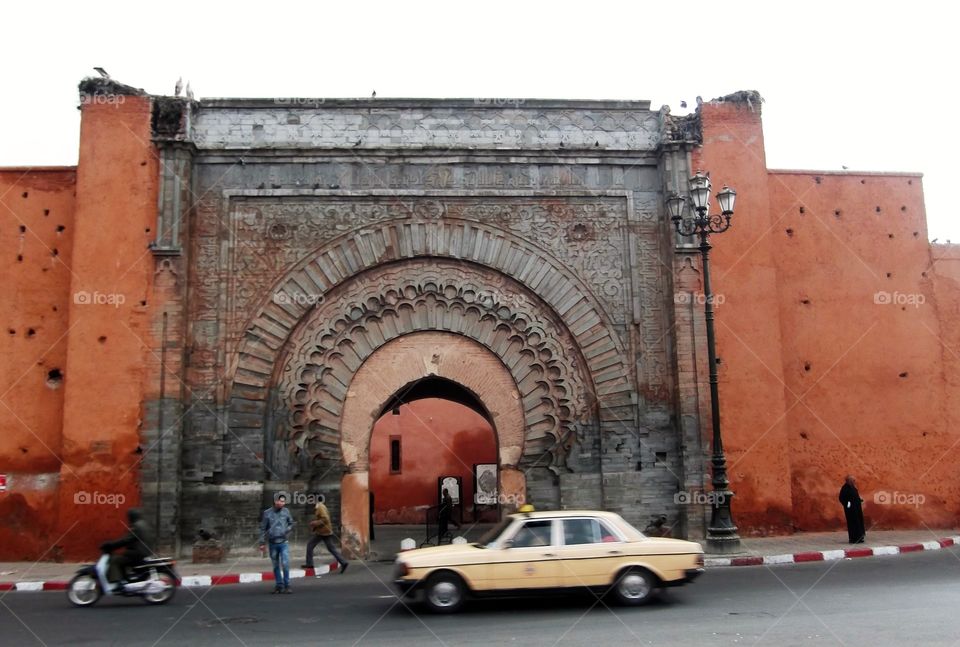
[699, 96, 960, 534]
[766, 171, 958, 531]
[692, 100, 795, 534]
[54, 94, 160, 559]
[0, 168, 76, 559]
[369, 398, 497, 524]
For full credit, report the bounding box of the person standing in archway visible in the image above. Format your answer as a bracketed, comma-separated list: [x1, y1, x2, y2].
[839, 475, 866, 544]
[438, 488, 459, 543]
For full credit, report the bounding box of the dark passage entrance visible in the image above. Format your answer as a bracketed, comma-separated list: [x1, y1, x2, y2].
[369, 377, 497, 524]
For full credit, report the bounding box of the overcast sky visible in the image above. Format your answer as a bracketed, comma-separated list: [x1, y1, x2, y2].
[2, 0, 955, 241]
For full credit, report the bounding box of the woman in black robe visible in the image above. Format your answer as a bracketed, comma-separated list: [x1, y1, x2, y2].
[839, 475, 866, 543]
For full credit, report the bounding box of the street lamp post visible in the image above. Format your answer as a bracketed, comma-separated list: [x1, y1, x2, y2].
[667, 171, 741, 554]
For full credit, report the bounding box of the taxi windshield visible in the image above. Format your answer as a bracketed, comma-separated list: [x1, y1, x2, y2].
[477, 517, 514, 547]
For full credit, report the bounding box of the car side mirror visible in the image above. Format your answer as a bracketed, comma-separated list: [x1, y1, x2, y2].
[502, 539, 514, 549]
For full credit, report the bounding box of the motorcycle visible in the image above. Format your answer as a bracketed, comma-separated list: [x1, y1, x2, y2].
[67, 551, 179, 606]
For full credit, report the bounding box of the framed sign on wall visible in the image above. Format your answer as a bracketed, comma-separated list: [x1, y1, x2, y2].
[474, 463, 497, 505]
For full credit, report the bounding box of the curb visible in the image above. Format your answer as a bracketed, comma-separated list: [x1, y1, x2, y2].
[704, 536, 959, 568]
[0, 560, 340, 593]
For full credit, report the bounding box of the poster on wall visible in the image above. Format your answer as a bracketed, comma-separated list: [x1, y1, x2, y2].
[439, 476, 461, 505]
[474, 463, 498, 505]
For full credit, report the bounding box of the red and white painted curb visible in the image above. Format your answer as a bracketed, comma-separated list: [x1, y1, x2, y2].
[0, 560, 340, 592]
[704, 536, 960, 568]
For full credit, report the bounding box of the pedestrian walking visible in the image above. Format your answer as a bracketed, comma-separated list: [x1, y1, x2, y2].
[260, 493, 295, 593]
[839, 475, 866, 544]
[302, 500, 349, 574]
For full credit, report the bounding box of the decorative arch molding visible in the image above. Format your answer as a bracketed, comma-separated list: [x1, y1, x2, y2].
[267, 258, 594, 479]
[225, 215, 635, 481]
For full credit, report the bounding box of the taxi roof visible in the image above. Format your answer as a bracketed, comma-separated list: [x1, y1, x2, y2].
[507, 509, 625, 520]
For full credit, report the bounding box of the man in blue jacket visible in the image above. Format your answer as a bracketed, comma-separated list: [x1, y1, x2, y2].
[259, 493, 295, 593]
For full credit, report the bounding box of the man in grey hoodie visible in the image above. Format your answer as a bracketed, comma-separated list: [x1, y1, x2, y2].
[259, 493, 295, 593]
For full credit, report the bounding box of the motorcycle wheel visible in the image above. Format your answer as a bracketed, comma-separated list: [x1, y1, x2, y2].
[142, 571, 177, 605]
[67, 574, 102, 607]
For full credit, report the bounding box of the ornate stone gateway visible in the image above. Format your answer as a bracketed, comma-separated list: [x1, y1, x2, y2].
[146, 98, 710, 554]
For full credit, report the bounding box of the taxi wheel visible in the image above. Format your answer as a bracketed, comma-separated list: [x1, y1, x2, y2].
[423, 572, 466, 613]
[612, 568, 656, 606]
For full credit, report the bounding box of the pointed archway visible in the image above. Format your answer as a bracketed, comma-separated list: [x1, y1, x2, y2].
[339, 331, 526, 557]
[369, 378, 498, 524]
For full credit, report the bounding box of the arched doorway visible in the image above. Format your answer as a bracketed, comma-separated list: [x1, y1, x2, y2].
[369, 378, 498, 525]
[338, 331, 528, 557]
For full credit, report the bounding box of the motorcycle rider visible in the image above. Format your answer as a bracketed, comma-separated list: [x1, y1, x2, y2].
[101, 508, 153, 587]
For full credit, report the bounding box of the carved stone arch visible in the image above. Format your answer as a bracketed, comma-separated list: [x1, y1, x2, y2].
[267, 258, 594, 481]
[226, 214, 635, 482]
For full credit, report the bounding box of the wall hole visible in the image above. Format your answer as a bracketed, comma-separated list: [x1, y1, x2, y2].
[140, 300, 147, 306]
[921, 272, 928, 278]
[43, 209, 50, 216]
[908, 179, 913, 185]
[901, 206, 907, 212]
[145, 227, 151, 233]
[799, 206, 806, 214]
[876, 206, 882, 213]
[56, 225, 65, 232]
[814, 177, 822, 184]
[46, 368, 63, 389]
[98, 335, 107, 343]
[19, 225, 26, 233]
[886, 272, 893, 278]
[888, 234, 894, 239]
[786, 228, 794, 237]
[140, 161, 147, 166]
[26, 328, 36, 337]
[913, 232, 919, 237]
[800, 431, 809, 439]
[860, 179, 866, 184]
[804, 362, 812, 372]
[21, 191, 28, 198]
[8, 328, 15, 335]
[801, 299, 811, 305]
[899, 372, 909, 378]
[52, 248, 59, 257]
[834, 209, 842, 218]
[17, 254, 23, 262]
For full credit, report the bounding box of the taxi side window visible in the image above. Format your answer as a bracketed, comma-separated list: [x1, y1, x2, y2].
[563, 519, 620, 545]
[510, 520, 553, 548]
[563, 519, 599, 545]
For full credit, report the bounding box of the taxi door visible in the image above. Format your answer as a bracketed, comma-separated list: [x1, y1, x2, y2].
[482, 519, 562, 591]
[555, 517, 628, 588]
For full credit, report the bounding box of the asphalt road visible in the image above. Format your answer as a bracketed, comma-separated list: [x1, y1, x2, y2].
[3, 548, 960, 646]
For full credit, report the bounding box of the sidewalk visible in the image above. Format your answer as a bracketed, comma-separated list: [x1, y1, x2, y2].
[1, 528, 957, 592]
[704, 528, 960, 567]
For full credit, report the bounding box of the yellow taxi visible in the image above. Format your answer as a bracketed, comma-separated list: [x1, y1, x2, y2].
[394, 508, 704, 612]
